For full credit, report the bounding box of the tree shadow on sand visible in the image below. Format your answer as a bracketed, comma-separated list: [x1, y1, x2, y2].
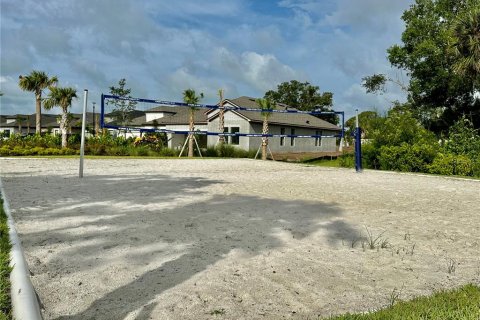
[5, 174, 357, 319]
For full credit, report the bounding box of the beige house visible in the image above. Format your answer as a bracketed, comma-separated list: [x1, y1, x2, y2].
[206, 97, 341, 153]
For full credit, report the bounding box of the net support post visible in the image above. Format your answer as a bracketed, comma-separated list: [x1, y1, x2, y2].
[354, 109, 363, 173]
[79, 89, 88, 178]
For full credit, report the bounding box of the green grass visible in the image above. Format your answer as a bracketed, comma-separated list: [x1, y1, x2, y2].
[303, 157, 342, 167]
[326, 284, 480, 320]
[0, 196, 12, 320]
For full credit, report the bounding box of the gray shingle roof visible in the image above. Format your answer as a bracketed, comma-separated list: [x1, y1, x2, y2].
[217, 96, 341, 131]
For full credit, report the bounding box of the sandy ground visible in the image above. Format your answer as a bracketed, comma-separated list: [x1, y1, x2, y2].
[0, 158, 479, 320]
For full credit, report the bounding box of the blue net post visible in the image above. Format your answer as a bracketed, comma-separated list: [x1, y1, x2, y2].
[100, 93, 105, 129]
[354, 109, 362, 172]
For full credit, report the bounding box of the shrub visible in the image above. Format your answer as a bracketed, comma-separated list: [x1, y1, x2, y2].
[158, 148, 178, 157]
[339, 153, 355, 168]
[378, 143, 438, 172]
[105, 146, 130, 156]
[428, 153, 473, 176]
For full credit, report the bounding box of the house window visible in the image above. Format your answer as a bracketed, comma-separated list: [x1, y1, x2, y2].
[230, 127, 240, 145]
[315, 130, 323, 147]
[280, 127, 285, 146]
[3, 130, 10, 137]
[290, 128, 295, 146]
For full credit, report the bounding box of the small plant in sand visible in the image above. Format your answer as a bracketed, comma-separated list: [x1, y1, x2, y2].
[388, 286, 403, 307]
[447, 258, 457, 274]
[209, 308, 226, 315]
[363, 226, 389, 250]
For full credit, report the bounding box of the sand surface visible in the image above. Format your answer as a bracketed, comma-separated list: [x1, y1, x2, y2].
[1, 158, 479, 320]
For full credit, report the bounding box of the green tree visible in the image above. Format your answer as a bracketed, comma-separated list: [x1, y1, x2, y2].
[451, 7, 480, 87]
[18, 70, 58, 134]
[345, 111, 382, 139]
[386, 0, 480, 132]
[107, 78, 137, 137]
[264, 80, 337, 124]
[182, 89, 204, 157]
[256, 98, 275, 161]
[44, 87, 77, 148]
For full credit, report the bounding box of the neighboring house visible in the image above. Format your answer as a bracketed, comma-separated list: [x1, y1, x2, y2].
[206, 96, 341, 153]
[0, 113, 100, 137]
[104, 106, 208, 149]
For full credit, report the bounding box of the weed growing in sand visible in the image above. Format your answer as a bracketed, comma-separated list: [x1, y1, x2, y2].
[403, 231, 411, 241]
[447, 258, 457, 274]
[388, 285, 403, 307]
[363, 227, 389, 250]
[209, 308, 226, 316]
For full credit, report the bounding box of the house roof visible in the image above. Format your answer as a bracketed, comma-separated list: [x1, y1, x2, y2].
[0, 113, 101, 128]
[211, 96, 341, 131]
[106, 106, 208, 127]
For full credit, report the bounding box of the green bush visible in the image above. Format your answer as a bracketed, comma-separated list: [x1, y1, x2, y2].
[378, 142, 438, 172]
[339, 153, 355, 168]
[428, 153, 474, 176]
[158, 148, 178, 157]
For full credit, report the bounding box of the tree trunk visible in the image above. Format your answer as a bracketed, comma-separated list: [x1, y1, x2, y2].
[35, 92, 42, 134]
[60, 109, 68, 148]
[188, 109, 194, 157]
[262, 117, 268, 161]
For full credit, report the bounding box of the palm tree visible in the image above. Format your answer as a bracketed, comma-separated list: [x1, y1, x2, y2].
[218, 89, 225, 146]
[256, 98, 275, 160]
[182, 89, 204, 157]
[18, 70, 58, 134]
[15, 115, 27, 135]
[44, 86, 77, 148]
[452, 8, 480, 84]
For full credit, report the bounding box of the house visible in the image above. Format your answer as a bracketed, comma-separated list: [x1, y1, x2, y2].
[104, 106, 209, 149]
[206, 96, 341, 153]
[0, 113, 100, 137]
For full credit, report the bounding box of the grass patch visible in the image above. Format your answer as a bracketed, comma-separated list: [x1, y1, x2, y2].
[326, 284, 480, 320]
[303, 157, 342, 167]
[0, 195, 12, 319]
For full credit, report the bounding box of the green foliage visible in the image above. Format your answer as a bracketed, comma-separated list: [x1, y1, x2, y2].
[107, 79, 137, 127]
[204, 145, 256, 158]
[428, 153, 475, 176]
[345, 111, 383, 139]
[386, 0, 480, 132]
[0, 196, 12, 319]
[378, 143, 438, 172]
[264, 80, 338, 124]
[443, 116, 480, 157]
[326, 284, 480, 320]
[361, 74, 388, 94]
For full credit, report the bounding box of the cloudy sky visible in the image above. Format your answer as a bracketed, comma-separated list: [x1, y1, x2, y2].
[1, 0, 413, 119]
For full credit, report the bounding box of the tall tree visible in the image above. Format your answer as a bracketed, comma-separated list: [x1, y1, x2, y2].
[264, 80, 337, 124]
[451, 7, 480, 88]
[182, 89, 204, 157]
[386, 0, 480, 132]
[107, 78, 137, 137]
[44, 87, 77, 148]
[18, 70, 58, 134]
[256, 98, 275, 161]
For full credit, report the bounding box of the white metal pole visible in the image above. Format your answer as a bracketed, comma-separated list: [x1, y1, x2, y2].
[79, 89, 88, 178]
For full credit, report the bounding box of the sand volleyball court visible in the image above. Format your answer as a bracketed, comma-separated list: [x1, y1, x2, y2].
[1, 158, 479, 319]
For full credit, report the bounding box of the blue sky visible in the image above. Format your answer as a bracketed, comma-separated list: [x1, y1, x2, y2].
[0, 0, 413, 120]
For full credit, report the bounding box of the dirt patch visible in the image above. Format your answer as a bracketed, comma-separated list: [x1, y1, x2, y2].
[1, 158, 479, 319]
